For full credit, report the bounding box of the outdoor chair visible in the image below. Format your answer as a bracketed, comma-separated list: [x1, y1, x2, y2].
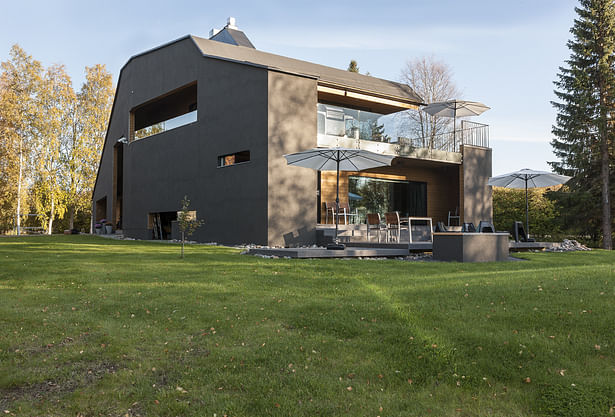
[461, 222, 476, 233]
[324, 202, 334, 224]
[366, 213, 384, 242]
[339, 202, 358, 224]
[384, 211, 409, 243]
[477, 221, 495, 233]
[324, 201, 351, 225]
[448, 207, 460, 226]
[512, 221, 535, 242]
[434, 221, 448, 232]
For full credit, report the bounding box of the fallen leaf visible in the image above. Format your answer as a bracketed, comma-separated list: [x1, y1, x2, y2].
[346, 386, 353, 391]
[524, 377, 531, 384]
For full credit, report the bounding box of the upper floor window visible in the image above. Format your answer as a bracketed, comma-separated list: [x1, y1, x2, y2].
[317, 103, 398, 143]
[130, 82, 197, 142]
[218, 150, 250, 167]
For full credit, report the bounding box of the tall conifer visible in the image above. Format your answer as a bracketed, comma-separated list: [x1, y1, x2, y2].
[551, 0, 615, 249]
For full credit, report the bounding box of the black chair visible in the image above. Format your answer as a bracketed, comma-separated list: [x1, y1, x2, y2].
[512, 221, 535, 242]
[461, 222, 476, 233]
[477, 221, 495, 233]
[434, 221, 448, 232]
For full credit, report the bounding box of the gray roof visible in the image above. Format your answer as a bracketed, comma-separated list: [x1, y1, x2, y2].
[209, 28, 255, 49]
[190, 35, 423, 105]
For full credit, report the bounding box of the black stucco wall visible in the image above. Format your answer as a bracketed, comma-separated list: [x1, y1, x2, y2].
[94, 38, 270, 244]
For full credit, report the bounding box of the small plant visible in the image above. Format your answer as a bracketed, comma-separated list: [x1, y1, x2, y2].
[178, 195, 204, 258]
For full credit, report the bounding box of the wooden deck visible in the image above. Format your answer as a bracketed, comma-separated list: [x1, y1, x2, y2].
[247, 247, 410, 259]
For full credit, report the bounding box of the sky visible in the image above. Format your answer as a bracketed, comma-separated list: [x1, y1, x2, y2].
[0, 0, 579, 175]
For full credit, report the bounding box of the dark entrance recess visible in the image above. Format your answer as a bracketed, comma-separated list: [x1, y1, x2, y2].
[95, 196, 107, 222]
[149, 212, 178, 240]
[113, 143, 124, 229]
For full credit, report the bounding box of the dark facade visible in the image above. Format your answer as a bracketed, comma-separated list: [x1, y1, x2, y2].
[92, 29, 492, 246]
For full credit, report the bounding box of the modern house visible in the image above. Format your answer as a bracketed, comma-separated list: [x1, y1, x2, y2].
[92, 18, 492, 246]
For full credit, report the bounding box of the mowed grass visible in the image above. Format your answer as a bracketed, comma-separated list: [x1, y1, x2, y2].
[0, 236, 613, 416]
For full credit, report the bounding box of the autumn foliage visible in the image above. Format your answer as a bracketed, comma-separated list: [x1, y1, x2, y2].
[0, 45, 113, 234]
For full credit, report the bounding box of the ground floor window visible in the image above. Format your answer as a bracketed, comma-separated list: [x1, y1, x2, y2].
[348, 176, 426, 222]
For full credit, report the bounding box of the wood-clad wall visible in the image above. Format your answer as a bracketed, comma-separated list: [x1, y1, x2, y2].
[320, 160, 460, 224]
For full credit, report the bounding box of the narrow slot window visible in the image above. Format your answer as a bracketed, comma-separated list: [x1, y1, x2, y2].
[218, 150, 250, 167]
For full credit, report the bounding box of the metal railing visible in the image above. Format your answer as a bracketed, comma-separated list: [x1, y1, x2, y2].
[398, 121, 489, 153]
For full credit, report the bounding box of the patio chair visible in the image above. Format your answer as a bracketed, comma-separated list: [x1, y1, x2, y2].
[324, 201, 349, 225]
[461, 222, 476, 233]
[384, 212, 409, 243]
[366, 213, 384, 242]
[477, 221, 495, 233]
[512, 221, 535, 242]
[448, 207, 460, 226]
[434, 221, 448, 232]
[339, 202, 358, 224]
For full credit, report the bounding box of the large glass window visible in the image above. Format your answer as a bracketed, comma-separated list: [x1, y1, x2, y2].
[348, 176, 426, 222]
[131, 82, 197, 141]
[317, 103, 397, 143]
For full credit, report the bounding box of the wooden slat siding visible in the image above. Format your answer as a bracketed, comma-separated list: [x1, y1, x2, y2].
[320, 172, 349, 223]
[320, 163, 459, 224]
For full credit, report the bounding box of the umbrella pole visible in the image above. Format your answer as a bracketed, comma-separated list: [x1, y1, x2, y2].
[335, 151, 340, 244]
[525, 178, 529, 238]
[453, 112, 456, 152]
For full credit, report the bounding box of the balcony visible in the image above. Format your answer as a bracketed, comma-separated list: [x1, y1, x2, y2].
[316, 103, 489, 163]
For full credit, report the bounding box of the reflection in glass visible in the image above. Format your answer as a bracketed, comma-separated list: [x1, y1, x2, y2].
[317, 103, 397, 143]
[348, 176, 426, 223]
[134, 110, 197, 140]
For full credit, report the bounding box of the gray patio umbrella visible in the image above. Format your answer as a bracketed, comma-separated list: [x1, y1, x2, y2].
[421, 100, 490, 149]
[284, 147, 395, 249]
[488, 168, 571, 238]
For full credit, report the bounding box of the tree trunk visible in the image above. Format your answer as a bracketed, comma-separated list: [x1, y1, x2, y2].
[181, 231, 185, 259]
[16, 140, 22, 235]
[69, 206, 74, 230]
[598, 66, 612, 250]
[600, 134, 612, 249]
[48, 195, 54, 235]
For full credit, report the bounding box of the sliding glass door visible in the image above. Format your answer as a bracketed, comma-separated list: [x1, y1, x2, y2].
[348, 176, 426, 223]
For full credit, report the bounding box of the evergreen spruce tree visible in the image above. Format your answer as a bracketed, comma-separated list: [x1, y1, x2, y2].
[347, 60, 360, 73]
[551, 0, 615, 249]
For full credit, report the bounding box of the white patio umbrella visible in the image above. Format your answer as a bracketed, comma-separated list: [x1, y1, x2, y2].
[421, 100, 490, 149]
[488, 168, 571, 238]
[284, 147, 395, 249]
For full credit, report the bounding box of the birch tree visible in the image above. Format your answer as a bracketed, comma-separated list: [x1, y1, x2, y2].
[0, 45, 42, 233]
[63, 64, 113, 229]
[32, 64, 73, 234]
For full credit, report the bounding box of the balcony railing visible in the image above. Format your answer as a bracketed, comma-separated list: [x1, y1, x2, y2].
[398, 121, 489, 153]
[317, 120, 489, 162]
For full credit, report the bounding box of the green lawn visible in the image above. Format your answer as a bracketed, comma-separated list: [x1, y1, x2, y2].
[0, 235, 613, 416]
